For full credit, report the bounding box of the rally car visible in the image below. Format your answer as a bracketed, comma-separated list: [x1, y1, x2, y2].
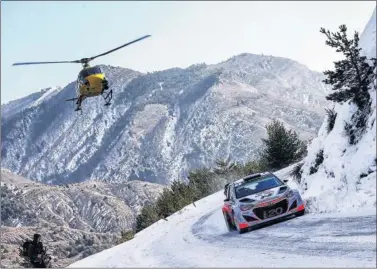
[222, 172, 305, 234]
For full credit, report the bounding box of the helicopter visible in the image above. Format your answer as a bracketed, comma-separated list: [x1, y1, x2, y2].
[12, 35, 151, 112]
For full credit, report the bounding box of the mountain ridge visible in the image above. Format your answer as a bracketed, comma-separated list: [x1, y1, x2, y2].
[1, 52, 329, 185]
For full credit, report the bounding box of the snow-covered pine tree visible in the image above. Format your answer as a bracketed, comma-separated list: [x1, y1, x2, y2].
[320, 24, 376, 109]
[320, 25, 377, 144]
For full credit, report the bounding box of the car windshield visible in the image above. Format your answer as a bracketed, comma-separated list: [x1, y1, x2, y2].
[234, 176, 283, 199]
[78, 66, 102, 79]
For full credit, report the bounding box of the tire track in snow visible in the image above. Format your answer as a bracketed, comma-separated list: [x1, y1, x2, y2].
[191, 208, 376, 262]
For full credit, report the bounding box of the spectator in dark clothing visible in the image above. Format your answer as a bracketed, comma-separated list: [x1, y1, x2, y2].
[28, 234, 48, 268]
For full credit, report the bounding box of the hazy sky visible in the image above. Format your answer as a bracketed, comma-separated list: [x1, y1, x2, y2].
[1, 1, 375, 104]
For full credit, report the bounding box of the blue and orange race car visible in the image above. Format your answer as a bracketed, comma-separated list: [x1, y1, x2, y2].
[222, 172, 306, 234]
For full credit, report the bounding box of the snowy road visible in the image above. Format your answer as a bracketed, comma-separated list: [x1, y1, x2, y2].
[192, 209, 376, 262]
[69, 191, 376, 268]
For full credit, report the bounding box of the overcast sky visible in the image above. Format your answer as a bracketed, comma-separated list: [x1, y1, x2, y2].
[1, 1, 375, 104]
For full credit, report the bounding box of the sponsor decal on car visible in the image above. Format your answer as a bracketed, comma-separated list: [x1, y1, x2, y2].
[257, 196, 284, 208]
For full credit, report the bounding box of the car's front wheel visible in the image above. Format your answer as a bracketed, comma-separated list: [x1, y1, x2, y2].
[223, 211, 236, 231]
[232, 212, 248, 234]
[295, 209, 305, 217]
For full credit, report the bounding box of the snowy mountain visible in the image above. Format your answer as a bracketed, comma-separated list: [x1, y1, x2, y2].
[1, 55, 328, 185]
[0, 168, 163, 268]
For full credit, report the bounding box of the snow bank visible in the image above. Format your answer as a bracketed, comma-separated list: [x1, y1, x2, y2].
[298, 8, 376, 213]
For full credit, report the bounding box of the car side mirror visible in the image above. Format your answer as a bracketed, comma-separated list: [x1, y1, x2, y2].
[283, 179, 288, 183]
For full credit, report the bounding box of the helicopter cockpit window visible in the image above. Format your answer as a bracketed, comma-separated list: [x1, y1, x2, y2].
[79, 66, 102, 80]
[78, 75, 88, 86]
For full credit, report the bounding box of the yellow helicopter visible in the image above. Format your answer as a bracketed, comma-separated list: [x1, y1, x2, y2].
[12, 35, 151, 112]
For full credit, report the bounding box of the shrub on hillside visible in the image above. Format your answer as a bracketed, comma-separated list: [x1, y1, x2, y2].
[290, 162, 304, 183]
[0, 186, 29, 225]
[117, 230, 135, 244]
[325, 108, 337, 133]
[309, 149, 324, 175]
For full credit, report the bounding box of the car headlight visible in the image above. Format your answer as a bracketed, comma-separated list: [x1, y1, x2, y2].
[286, 190, 294, 198]
[240, 204, 254, 211]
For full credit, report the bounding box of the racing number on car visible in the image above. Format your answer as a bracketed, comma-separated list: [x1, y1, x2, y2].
[263, 207, 283, 219]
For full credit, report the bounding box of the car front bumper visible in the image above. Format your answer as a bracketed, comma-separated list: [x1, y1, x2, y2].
[236, 196, 305, 230]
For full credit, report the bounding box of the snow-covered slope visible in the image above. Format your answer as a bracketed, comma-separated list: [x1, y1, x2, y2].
[1, 55, 328, 185]
[1, 89, 48, 118]
[359, 8, 376, 60]
[29, 86, 63, 108]
[295, 7, 377, 213]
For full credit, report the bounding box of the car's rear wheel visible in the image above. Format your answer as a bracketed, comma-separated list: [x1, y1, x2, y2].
[223, 211, 236, 231]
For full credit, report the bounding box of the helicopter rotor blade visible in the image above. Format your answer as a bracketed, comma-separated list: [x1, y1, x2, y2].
[12, 35, 151, 67]
[89, 35, 151, 61]
[12, 60, 80, 66]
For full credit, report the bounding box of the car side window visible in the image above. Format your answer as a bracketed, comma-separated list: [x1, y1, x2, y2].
[229, 185, 236, 202]
[227, 186, 232, 200]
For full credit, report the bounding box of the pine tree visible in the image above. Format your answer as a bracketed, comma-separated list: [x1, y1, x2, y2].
[135, 204, 160, 232]
[187, 168, 215, 197]
[242, 160, 265, 175]
[320, 25, 376, 109]
[213, 157, 236, 175]
[259, 119, 306, 170]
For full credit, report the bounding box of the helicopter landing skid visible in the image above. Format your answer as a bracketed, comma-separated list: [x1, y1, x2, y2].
[66, 97, 83, 114]
[74, 105, 83, 115]
[102, 89, 113, 106]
